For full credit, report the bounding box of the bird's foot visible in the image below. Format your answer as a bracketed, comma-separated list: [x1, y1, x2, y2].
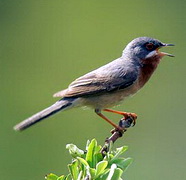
[96, 109, 137, 134]
[103, 109, 137, 126]
[110, 114, 137, 135]
[122, 112, 137, 127]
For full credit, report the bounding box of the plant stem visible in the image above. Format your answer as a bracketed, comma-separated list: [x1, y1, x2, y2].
[101, 116, 135, 156]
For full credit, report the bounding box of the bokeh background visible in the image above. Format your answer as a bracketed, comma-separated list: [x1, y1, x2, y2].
[1, 0, 185, 179]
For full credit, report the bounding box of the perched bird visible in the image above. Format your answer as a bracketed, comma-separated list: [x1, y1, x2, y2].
[14, 37, 174, 131]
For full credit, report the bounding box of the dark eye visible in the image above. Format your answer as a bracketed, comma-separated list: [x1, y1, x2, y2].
[146, 43, 154, 50]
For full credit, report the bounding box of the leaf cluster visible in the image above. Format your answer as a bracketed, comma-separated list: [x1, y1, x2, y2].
[45, 139, 132, 180]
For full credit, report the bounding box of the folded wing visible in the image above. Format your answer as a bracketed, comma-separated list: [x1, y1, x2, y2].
[54, 60, 138, 98]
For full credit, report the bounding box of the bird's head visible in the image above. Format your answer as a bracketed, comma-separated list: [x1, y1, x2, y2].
[122, 37, 174, 64]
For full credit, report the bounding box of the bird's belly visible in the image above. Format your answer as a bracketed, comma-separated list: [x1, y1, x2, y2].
[80, 83, 140, 109]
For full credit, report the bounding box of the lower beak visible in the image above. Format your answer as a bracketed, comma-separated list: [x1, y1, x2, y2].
[157, 43, 175, 57]
[158, 51, 175, 57]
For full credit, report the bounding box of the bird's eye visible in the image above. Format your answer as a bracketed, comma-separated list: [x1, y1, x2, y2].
[146, 43, 154, 50]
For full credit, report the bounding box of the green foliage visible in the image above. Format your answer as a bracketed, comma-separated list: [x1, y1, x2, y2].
[45, 139, 132, 180]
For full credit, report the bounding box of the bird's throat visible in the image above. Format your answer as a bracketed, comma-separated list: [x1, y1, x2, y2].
[138, 56, 161, 87]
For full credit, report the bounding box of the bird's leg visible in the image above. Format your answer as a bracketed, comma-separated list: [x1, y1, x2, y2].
[95, 109, 123, 131]
[103, 109, 137, 126]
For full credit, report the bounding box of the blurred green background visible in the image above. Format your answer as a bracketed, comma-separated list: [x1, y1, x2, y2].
[1, 0, 185, 179]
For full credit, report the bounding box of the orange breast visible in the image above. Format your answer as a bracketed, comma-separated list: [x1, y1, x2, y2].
[138, 56, 161, 88]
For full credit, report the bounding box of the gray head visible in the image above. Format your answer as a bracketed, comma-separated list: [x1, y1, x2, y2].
[122, 37, 174, 61]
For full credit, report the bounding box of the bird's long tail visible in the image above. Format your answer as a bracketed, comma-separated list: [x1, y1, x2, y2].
[14, 97, 76, 131]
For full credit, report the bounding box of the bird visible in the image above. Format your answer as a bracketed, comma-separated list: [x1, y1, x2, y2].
[14, 37, 174, 131]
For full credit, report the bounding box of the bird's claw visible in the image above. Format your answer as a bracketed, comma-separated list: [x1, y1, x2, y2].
[122, 112, 137, 127]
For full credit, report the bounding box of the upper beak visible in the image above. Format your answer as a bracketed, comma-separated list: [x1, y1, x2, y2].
[158, 43, 175, 57]
[163, 43, 175, 47]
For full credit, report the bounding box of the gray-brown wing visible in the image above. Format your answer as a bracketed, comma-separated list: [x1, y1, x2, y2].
[53, 72, 105, 97]
[53, 64, 138, 98]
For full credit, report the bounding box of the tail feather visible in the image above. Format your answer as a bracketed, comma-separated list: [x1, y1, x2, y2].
[14, 97, 76, 131]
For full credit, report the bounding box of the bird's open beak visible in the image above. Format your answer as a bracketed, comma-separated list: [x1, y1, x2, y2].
[157, 43, 175, 57]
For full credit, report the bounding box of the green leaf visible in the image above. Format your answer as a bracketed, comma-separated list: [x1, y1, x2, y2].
[77, 170, 83, 180]
[95, 161, 108, 178]
[45, 173, 59, 180]
[77, 157, 90, 167]
[89, 168, 96, 179]
[66, 144, 84, 158]
[95, 145, 102, 153]
[106, 164, 117, 180]
[109, 157, 133, 171]
[86, 140, 90, 151]
[85, 139, 97, 167]
[104, 153, 114, 162]
[111, 146, 128, 160]
[45, 139, 132, 180]
[110, 168, 123, 180]
[64, 174, 71, 180]
[104, 164, 123, 180]
[57, 175, 65, 180]
[68, 160, 79, 180]
[95, 169, 110, 180]
[95, 152, 103, 165]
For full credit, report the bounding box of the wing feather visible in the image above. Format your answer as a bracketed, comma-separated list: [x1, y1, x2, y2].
[53, 59, 139, 98]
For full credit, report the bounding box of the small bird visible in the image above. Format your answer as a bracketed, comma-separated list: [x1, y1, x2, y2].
[14, 37, 174, 131]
